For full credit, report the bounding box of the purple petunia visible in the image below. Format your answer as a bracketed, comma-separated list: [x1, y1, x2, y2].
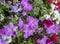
[0, 38, 6, 44]
[9, 3, 22, 14]
[21, 0, 33, 10]
[21, 0, 28, 5]
[21, 12, 26, 16]
[4, 22, 18, 36]
[0, 22, 18, 36]
[9, 0, 32, 14]
[23, 24, 35, 38]
[23, 4, 33, 10]
[18, 16, 39, 38]
[18, 18, 24, 30]
[1, 0, 5, 4]
[26, 16, 39, 29]
[0, 28, 5, 35]
[37, 36, 52, 44]
[46, 24, 60, 34]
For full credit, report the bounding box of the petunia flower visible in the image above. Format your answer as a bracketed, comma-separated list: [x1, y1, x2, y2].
[37, 36, 48, 44]
[46, 24, 60, 34]
[21, 0, 33, 10]
[23, 3, 33, 10]
[21, 12, 26, 16]
[18, 18, 24, 30]
[26, 16, 39, 29]
[9, 3, 22, 14]
[41, 18, 54, 28]
[23, 24, 35, 38]
[0, 28, 5, 35]
[46, 33, 58, 44]
[0, 38, 6, 44]
[21, 0, 28, 5]
[55, 1, 60, 9]
[50, 3, 60, 24]
[3, 22, 18, 36]
[51, 33, 58, 43]
[1, 0, 6, 5]
[18, 16, 38, 38]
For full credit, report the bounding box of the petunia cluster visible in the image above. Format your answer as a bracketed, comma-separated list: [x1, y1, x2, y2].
[34, 33, 58, 44]
[18, 16, 39, 38]
[8, 0, 33, 16]
[40, 0, 60, 24]
[0, 0, 60, 44]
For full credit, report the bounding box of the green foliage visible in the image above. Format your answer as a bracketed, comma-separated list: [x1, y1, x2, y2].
[29, 0, 51, 18]
[58, 32, 60, 43]
[33, 7, 40, 16]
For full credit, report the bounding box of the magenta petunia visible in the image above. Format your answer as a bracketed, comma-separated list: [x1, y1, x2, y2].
[41, 18, 54, 28]
[48, 0, 53, 2]
[0, 28, 5, 35]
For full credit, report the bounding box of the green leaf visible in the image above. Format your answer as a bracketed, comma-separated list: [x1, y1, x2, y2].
[33, 7, 40, 16]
